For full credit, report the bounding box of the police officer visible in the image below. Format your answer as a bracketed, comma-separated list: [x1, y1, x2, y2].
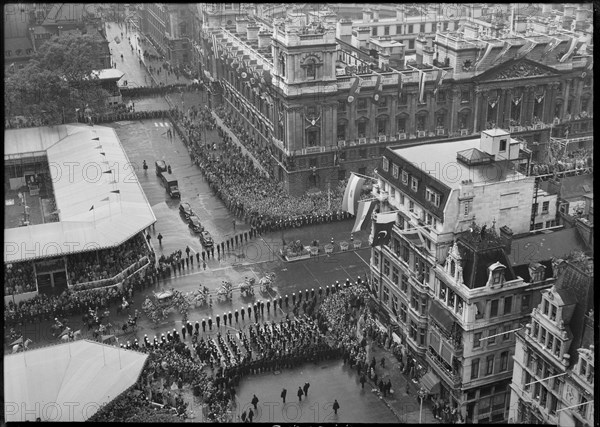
[234, 310, 239, 323]
[181, 324, 187, 340]
[195, 321, 200, 334]
[292, 293, 296, 306]
[248, 305, 252, 319]
[285, 295, 289, 308]
[260, 301, 265, 316]
[228, 311, 233, 325]
[208, 317, 213, 331]
[266, 300, 271, 314]
[241, 307, 246, 321]
[202, 318, 206, 333]
[298, 291, 302, 304]
[216, 314, 221, 329]
[305, 289, 310, 300]
[326, 285, 330, 297]
[346, 278, 351, 287]
[187, 321, 193, 337]
[318, 287, 323, 298]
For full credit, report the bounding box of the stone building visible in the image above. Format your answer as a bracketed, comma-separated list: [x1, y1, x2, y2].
[198, 4, 592, 196]
[508, 256, 594, 425]
[140, 4, 193, 66]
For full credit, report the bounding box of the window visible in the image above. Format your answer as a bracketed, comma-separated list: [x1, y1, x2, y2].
[396, 25, 402, 34]
[437, 90, 446, 102]
[401, 275, 408, 293]
[419, 328, 426, 345]
[540, 327, 547, 346]
[392, 163, 399, 179]
[410, 321, 417, 341]
[490, 299, 499, 317]
[504, 296, 512, 315]
[374, 251, 379, 267]
[338, 101, 347, 114]
[402, 245, 410, 264]
[543, 299, 549, 315]
[401, 170, 409, 184]
[471, 358, 480, 379]
[474, 332, 482, 348]
[499, 139, 507, 152]
[463, 200, 473, 216]
[307, 129, 319, 147]
[409, 200, 414, 212]
[305, 60, 315, 80]
[392, 267, 399, 285]
[532, 203, 539, 215]
[522, 294, 531, 312]
[400, 302, 407, 322]
[503, 324, 511, 341]
[392, 295, 398, 312]
[488, 328, 496, 345]
[357, 98, 368, 111]
[410, 177, 418, 192]
[542, 201, 550, 214]
[383, 157, 390, 172]
[461, 91, 470, 103]
[372, 27, 377, 36]
[486, 355, 494, 375]
[426, 187, 441, 207]
[408, 24, 414, 33]
[549, 304, 557, 321]
[383, 285, 389, 303]
[410, 293, 419, 311]
[383, 258, 390, 276]
[398, 93, 408, 106]
[547, 333, 554, 351]
[408, 39, 414, 49]
[384, 26, 389, 36]
[337, 123, 346, 140]
[357, 121, 367, 137]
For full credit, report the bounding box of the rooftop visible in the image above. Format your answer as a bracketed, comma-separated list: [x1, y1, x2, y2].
[509, 227, 590, 267]
[4, 124, 156, 263]
[4, 339, 148, 421]
[391, 136, 528, 189]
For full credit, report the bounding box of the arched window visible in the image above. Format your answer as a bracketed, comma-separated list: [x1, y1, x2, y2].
[306, 59, 315, 80]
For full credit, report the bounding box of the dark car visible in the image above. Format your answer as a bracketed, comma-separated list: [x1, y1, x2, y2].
[188, 215, 204, 233]
[199, 230, 214, 248]
[179, 202, 193, 220]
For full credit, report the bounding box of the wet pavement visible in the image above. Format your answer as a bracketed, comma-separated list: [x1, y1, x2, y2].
[234, 360, 400, 423]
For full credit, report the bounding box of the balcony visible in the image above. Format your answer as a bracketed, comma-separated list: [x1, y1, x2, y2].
[429, 320, 463, 355]
[398, 133, 407, 140]
[374, 190, 389, 202]
[426, 349, 462, 388]
[358, 137, 367, 144]
[378, 135, 387, 142]
[417, 130, 426, 138]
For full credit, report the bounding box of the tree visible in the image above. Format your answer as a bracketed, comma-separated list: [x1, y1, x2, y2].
[5, 32, 111, 125]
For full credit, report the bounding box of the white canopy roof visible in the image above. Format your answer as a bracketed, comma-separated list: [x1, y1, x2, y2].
[4, 340, 148, 422]
[4, 124, 156, 263]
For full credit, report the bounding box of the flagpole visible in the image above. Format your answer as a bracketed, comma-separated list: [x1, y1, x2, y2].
[93, 207, 96, 228]
[108, 196, 112, 218]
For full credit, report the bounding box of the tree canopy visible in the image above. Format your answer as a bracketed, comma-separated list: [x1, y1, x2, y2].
[5, 32, 111, 125]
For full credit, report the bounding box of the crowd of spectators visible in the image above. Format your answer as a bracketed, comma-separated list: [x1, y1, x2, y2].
[4, 265, 157, 327]
[173, 106, 349, 228]
[5, 261, 37, 296]
[66, 233, 150, 285]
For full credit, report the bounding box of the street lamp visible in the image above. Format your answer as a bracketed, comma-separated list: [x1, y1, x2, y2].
[418, 387, 427, 424]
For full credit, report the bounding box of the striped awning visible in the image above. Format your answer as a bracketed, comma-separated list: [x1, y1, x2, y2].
[420, 370, 441, 394]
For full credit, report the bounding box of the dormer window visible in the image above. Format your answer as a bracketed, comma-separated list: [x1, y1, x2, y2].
[306, 59, 316, 80]
[488, 262, 506, 286]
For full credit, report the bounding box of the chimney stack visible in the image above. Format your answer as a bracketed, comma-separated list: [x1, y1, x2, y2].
[247, 24, 259, 41]
[378, 51, 390, 71]
[258, 30, 271, 49]
[236, 17, 248, 34]
[362, 8, 372, 23]
[499, 225, 513, 255]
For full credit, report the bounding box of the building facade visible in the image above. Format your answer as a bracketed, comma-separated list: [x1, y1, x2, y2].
[367, 128, 570, 422]
[508, 257, 594, 425]
[140, 4, 193, 66]
[198, 4, 592, 196]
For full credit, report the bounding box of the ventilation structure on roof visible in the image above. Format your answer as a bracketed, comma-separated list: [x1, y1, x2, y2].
[456, 148, 494, 166]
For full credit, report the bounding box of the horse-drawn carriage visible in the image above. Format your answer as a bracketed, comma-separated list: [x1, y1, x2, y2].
[10, 336, 32, 353]
[238, 277, 255, 297]
[259, 272, 276, 293]
[217, 281, 233, 302]
[186, 285, 210, 308]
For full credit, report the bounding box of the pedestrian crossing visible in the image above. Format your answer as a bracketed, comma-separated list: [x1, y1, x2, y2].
[154, 121, 170, 127]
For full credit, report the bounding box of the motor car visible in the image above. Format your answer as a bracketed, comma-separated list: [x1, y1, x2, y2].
[188, 215, 204, 233]
[199, 230, 214, 248]
[179, 202, 193, 220]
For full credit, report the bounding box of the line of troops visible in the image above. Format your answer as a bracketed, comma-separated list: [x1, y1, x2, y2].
[120, 277, 365, 352]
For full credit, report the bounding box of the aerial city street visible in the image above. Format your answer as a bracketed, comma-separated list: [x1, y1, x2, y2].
[4, 3, 595, 424]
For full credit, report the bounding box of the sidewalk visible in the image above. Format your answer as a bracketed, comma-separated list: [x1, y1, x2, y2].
[364, 341, 440, 424]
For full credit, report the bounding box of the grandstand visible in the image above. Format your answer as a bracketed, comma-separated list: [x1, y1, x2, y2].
[4, 124, 156, 303]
